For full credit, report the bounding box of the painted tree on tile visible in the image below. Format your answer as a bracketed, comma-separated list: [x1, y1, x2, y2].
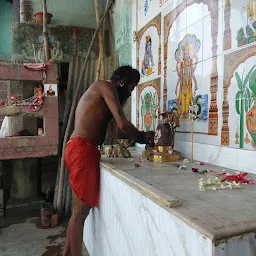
[235, 65, 255, 148]
[246, 66, 256, 149]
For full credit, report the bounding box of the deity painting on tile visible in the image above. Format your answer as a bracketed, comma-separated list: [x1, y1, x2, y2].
[236, 0, 256, 47]
[141, 35, 155, 76]
[164, 0, 220, 136]
[174, 34, 201, 120]
[137, 14, 161, 83]
[137, 78, 161, 131]
[167, 34, 208, 123]
[224, 0, 256, 51]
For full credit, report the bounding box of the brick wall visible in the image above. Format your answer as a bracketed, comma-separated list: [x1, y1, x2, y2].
[0, 81, 8, 127]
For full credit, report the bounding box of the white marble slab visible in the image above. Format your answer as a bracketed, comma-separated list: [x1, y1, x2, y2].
[84, 166, 212, 256]
[83, 152, 256, 255]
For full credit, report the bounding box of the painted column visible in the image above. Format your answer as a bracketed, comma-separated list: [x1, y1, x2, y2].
[221, 82, 230, 145]
[223, 0, 232, 51]
[163, 41, 168, 112]
[208, 1, 219, 136]
[221, 50, 232, 146]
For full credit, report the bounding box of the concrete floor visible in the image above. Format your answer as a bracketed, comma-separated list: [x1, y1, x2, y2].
[0, 202, 89, 256]
[0, 157, 90, 255]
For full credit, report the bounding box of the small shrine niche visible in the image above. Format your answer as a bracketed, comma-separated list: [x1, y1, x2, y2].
[2, 81, 45, 137]
[0, 62, 59, 160]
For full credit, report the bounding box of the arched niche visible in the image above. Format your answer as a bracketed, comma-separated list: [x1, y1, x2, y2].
[136, 14, 162, 80]
[221, 44, 256, 146]
[163, 0, 220, 135]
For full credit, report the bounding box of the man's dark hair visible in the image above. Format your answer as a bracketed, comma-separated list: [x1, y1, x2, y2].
[110, 66, 140, 85]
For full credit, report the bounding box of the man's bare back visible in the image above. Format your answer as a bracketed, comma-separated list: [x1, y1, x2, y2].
[71, 81, 113, 144]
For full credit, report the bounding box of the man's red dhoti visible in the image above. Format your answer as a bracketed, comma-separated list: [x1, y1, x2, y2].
[64, 137, 100, 208]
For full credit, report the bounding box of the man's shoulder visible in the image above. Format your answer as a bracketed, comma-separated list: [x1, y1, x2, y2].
[95, 80, 116, 93]
[98, 80, 113, 87]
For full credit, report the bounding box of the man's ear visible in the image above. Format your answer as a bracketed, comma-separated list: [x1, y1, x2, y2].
[120, 78, 125, 87]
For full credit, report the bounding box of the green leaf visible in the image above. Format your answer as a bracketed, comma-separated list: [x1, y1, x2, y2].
[245, 99, 248, 113]
[149, 92, 153, 106]
[245, 87, 251, 98]
[242, 68, 245, 82]
[249, 67, 256, 94]
[152, 92, 156, 104]
[235, 91, 242, 114]
[244, 65, 256, 89]
[236, 90, 242, 100]
[244, 88, 252, 112]
[245, 91, 250, 113]
[235, 71, 243, 90]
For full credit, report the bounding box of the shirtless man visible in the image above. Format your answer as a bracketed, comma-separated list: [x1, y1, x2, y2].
[63, 66, 154, 256]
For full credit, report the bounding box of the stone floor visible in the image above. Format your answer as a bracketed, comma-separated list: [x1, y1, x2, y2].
[0, 157, 90, 255]
[0, 202, 89, 256]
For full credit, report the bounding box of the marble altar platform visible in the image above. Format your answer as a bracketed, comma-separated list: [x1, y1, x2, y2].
[83, 148, 256, 256]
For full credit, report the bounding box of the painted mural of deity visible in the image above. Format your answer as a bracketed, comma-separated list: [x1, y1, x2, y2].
[141, 35, 155, 77]
[174, 34, 201, 120]
[140, 91, 158, 131]
[237, 0, 256, 46]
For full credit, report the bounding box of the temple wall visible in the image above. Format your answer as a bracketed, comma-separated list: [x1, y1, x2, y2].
[131, 0, 256, 174]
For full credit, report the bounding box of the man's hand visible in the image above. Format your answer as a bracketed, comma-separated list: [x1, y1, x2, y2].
[144, 131, 155, 147]
[135, 131, 154, 145]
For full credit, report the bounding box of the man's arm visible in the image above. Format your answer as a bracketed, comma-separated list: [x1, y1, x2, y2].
[101, 82, 146, 143]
